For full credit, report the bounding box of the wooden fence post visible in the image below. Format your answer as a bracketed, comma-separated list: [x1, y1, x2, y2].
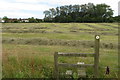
[54, 52, 59, 80]
[94, 35, 100, 78]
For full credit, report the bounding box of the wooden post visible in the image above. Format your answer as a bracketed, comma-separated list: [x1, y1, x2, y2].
[94, 35, 100, 78]
[54, 52, 59, 80]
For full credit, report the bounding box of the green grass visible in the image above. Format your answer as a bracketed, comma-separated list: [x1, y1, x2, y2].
[3, 33, 118, 43]
[3, 33, 94, 40]
[101, 23, 118, 27]
[89, 23, 117, 30]
[3, 44, 118, 78]
[2, 23, 118, 78]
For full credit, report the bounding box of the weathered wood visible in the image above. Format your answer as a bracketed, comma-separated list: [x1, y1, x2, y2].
[94, 35, 100, 78]
[77, 69, 86, 77]
[77, 62, 86, 77]
[58, 63, 94, 68]
[58, 52, 95, 57]
[54, 52, 59, 80]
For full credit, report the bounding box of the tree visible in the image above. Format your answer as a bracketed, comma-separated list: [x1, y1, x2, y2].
[43, 10, 52, 22]
[2, 16, 8, 23]
[28, 17, 38, 23]
[43, 3, 114, 23]
[95, 4, 113, 22]
[113, 16, 120, 22]
[49, 8, 56, 18]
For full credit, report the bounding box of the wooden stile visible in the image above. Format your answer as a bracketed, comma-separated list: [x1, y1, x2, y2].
[54, 35, 100, 79]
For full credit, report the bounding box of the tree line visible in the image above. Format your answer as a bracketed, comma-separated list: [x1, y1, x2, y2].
[2, 16, 43, 23]
[1, 3, 120, 23]
[43, 3, 119, 23]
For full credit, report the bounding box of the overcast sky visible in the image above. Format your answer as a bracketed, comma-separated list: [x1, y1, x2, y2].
[0, 0, 119, 19]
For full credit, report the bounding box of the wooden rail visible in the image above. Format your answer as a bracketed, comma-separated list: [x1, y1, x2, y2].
[57, 52, 95, 57]
[58, 63, 94, 67]
[54, 35, 100, 79]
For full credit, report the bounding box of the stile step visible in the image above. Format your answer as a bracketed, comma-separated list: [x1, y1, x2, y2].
[65, 70, 73, 75]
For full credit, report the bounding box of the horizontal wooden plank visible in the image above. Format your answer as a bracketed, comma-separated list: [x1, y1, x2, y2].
[57, 52, 95, 57]
[58, 63, 94, 68]
[66, 70, 73, 75]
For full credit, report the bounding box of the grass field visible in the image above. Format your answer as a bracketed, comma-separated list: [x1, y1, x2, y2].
[2, 23, 118, 78]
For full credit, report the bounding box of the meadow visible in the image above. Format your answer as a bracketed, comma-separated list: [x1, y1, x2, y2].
[2, 23, 118, 78]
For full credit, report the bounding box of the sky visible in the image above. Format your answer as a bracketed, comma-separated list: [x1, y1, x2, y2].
[118, 1, 120, 15]
[0, 0, 119, 19]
